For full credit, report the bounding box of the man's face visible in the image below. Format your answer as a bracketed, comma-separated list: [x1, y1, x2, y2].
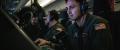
[43, 15, 50, 25]
[66, 0, 81, 20]
[31, 17, 38, 25]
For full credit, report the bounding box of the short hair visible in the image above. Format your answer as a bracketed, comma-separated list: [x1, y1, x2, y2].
[49, 10, 59, 20]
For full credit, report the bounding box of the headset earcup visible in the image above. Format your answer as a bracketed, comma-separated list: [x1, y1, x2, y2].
[80, 4, 85, 15]
[48, 16, 53, 21]
[80, 2, 88, 15]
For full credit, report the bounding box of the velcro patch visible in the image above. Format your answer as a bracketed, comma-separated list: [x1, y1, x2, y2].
[56, 28, 64, 32]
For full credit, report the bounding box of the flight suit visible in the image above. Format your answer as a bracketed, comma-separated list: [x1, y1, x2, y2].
[43, 22, 66, 50]
[65, 14, 112, 50]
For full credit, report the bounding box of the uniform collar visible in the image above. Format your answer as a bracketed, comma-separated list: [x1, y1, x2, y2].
[76, 14, 87, 27]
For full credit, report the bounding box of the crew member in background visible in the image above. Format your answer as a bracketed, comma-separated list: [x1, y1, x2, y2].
[35, 10, 66, 50]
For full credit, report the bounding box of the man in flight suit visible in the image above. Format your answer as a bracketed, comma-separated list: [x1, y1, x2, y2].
[64, 0, 112, 50]
[34, 10, 65, 50]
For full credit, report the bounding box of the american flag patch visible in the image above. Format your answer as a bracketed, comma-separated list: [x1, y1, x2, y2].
[95, 23, 106, 30]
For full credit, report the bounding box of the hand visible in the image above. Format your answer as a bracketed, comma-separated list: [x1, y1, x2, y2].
[34, 38, 49, 46]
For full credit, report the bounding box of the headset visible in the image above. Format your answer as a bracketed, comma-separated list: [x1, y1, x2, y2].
[48, 15, 54, 21]
[79, 0, 88, 16]
[48, 10, 59, 21]
[65, 0, 88, 16]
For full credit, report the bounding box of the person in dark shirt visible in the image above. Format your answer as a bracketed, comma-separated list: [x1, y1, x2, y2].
[35, 10, 66, 50]
[64, 0, 112, 50]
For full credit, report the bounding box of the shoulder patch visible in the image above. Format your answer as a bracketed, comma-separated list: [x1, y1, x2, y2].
[95, 23, 106, 30]
[56, 28, 64, 32]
